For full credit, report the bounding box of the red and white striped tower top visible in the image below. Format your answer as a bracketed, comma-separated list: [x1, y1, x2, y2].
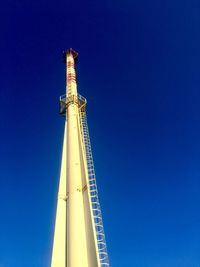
[65, 48, 78, 97]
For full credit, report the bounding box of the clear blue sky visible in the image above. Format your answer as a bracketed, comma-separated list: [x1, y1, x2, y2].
[0, 0, 200, 266]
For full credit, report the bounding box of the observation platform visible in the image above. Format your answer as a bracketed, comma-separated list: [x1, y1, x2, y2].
[59, 94, 87, 116]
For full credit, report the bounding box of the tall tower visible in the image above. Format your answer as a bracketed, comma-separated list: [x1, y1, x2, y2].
[51, 49, 109, 267]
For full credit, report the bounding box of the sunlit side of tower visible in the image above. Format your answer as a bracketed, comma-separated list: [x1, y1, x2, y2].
[51, 49, 109, 267]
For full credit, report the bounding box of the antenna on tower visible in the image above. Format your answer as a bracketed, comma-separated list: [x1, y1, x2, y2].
[62, 48, 78, 63]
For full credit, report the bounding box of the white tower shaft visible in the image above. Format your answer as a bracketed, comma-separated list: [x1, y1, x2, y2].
[51, 49, 109, 267]
[66, 51, 89, 266]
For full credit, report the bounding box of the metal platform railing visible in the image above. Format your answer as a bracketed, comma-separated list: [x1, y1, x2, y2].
[59, 94, 86, 116]
[80, 112, 110, 267]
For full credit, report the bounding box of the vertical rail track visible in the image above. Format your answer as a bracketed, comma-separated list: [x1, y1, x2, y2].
[80, 111, 110, 267]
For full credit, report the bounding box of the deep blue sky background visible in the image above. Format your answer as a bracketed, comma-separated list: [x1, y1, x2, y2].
[0, 0, 200, 266]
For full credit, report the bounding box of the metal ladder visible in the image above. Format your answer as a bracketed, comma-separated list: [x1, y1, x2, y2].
[80, 112, 110, 267]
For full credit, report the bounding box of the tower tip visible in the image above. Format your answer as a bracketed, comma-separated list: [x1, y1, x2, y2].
[63, 48, 78, 63]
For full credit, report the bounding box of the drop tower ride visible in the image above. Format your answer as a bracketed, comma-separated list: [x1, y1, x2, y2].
[51, 49, 109, 267]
